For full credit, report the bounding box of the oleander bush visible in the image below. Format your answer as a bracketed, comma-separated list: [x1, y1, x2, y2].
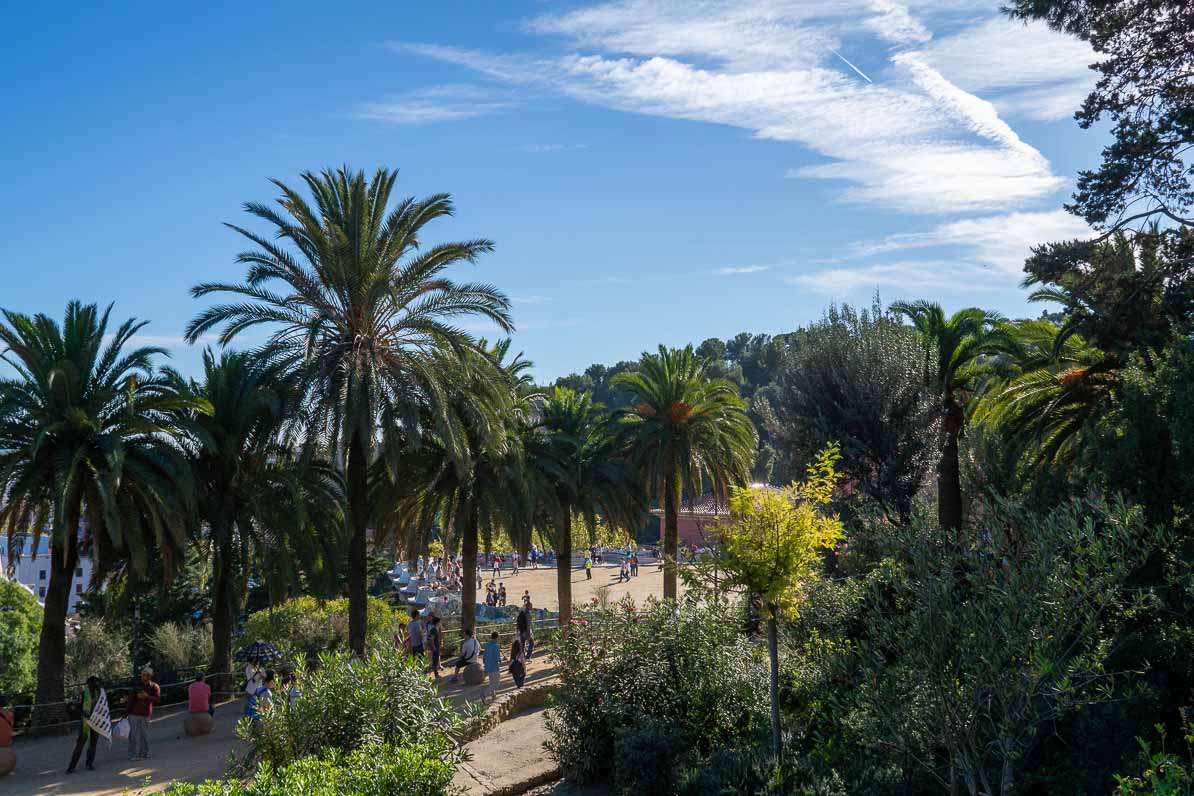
[240, 596, 401, 660]
[238, 648, 464, 771]
[163, 741, 457, 796]
[545, 598, 770, 790]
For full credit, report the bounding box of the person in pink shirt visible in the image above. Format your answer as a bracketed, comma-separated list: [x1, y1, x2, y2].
[188, 672, 213, 717]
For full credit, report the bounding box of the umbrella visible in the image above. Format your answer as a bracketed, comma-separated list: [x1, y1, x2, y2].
[234, 640, 283, 665]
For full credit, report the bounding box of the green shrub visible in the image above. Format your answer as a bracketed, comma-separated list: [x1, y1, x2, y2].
[0, 579, 41, 697]
[65, 617, 132, 688]
[545, 598, 770, 789]
[1113, 730, 1194, 796]
[240, 596, 400, 660]
[163, 741, 457, 796]
[148, 622, 213, 671]
[239, 648, 464, 771]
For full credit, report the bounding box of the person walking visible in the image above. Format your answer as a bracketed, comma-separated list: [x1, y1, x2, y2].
[451, 628, 481, 683]
[585, 554, 593, 580]
[619, 558, 629, 583]
[244, 671, 276, 722]
[517, 601, 535, 660]
[512, 551, 519, 576]
[126, 666, 160, 760]
[476, 570, 483, 591]
[66, 676, 103, 773]
[188, 672, 213, 718]
[427, 614, 442, 681]
[408, 609, 425, 658]
[482, 631, 502, 702]
[498, 582, 507, 607]
[631, 554, 639, 577]
[508, 638, 526, 688]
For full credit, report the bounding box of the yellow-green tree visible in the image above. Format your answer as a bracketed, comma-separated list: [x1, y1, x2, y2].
[716, 444, 843, 758]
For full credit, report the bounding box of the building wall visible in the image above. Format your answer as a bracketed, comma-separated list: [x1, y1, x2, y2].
[0, 535, 93, 613]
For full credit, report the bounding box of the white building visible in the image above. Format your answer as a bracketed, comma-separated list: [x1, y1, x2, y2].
[0, 534, 94, 613]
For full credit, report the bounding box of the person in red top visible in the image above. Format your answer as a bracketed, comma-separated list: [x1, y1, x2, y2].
[188, 672, 213, 717]
[0, 695, 13, 748]
[125, 667, 160, 761]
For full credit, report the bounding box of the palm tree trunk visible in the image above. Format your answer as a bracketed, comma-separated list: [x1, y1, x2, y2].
[209, 530, 236, 696]
[460, 510, 478, 636]
[767, 609, 782, 758]
[663, 470, 680, 601]
[32, 510, 80, 730]
[939, 399, 964, 535]
[556, 504, 573, 631]
[346, 430, 369, 657]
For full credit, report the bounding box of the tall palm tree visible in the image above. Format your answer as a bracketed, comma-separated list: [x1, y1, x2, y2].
[166, 350, 345, 685]
[374, 341, 530, 636]
[0, 302, 196, 726]
[186, 167, 512, 655]
[613, 345, 755, 599]
[527, 387, 645, 628]
[891, 301, 1014, 533]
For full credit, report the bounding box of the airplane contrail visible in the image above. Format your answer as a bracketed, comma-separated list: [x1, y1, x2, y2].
[831, 50, 873, 83]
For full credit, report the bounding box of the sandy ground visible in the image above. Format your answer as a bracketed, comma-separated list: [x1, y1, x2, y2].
[465, 560, 682, 614]
[451, 704, 557, 795]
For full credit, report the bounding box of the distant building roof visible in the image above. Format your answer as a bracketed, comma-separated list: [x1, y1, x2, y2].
[649, 484, 781, 518]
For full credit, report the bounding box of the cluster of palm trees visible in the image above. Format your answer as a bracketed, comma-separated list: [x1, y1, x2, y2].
[0, 166, 759, 727]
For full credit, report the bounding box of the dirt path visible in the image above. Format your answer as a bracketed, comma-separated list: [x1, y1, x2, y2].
[459, 561, 680, 614]
[451, 705, 558, 795]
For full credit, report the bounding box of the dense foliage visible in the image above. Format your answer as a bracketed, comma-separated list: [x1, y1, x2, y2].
[163, 742, 458, 796]
[545, 599, 772, 793]
[240, 596, 401, 662]
[0, 579, 40, 697]
[240, 649, 463, 771]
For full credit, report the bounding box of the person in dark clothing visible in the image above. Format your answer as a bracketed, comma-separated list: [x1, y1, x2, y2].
[66, 676, 102, 773]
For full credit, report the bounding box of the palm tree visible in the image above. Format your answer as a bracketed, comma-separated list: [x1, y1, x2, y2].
[186, 167, 512, 655]
[374, 341, 531, 636]
[166, 350, 345, 686]
[973, 319, 1113, 466]
[891, 301, 1014, 533]
[612, 345, 755, 600]
[0, 302, 196, 726]
[526, 387, 644, 628]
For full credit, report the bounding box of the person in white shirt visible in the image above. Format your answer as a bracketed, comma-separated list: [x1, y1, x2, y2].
[450, 628, 481, 683]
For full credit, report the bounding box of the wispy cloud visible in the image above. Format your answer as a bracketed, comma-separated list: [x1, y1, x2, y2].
[395, 2, 1094, 214]
[521, 143, 589, 153]
[851, 209, 1091, 277]
[715, 265, 770, 276]
[788, 261, 1004, 296]
[512, 294, 552, 305]
[356, 83, 513, 124]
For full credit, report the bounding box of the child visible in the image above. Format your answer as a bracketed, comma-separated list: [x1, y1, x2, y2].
[482, 631, 502, 702]
[508, 638, 526, 689]
[498, 583, 507, 607]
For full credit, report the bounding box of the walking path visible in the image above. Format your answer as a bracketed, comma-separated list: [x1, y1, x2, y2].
[452, 704, 557, 796]
[2, 656, 560, 796]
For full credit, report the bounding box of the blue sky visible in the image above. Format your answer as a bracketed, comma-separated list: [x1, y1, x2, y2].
[0, 1, 1106, 381]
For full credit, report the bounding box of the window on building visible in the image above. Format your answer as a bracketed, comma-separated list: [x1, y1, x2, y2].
[39, 587, 46, 597]
[75, 584, 83, 594]
[39, 569, 46, 580]
[76, 567, 83, 577]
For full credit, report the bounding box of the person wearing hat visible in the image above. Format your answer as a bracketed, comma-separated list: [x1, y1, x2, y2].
[125, 666, 160, 760]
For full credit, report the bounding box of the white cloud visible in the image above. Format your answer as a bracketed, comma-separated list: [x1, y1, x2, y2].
[521, 143, 589, 152]
[512, 294, 552, 304]
[394, 0, 1088, 214]
[911, 17, 1095, 121]
[356, 83, 513, 124]
[788, 260, 1003, 295]
[852, 209, 1091, 276]
[715, 265, 771, 275]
